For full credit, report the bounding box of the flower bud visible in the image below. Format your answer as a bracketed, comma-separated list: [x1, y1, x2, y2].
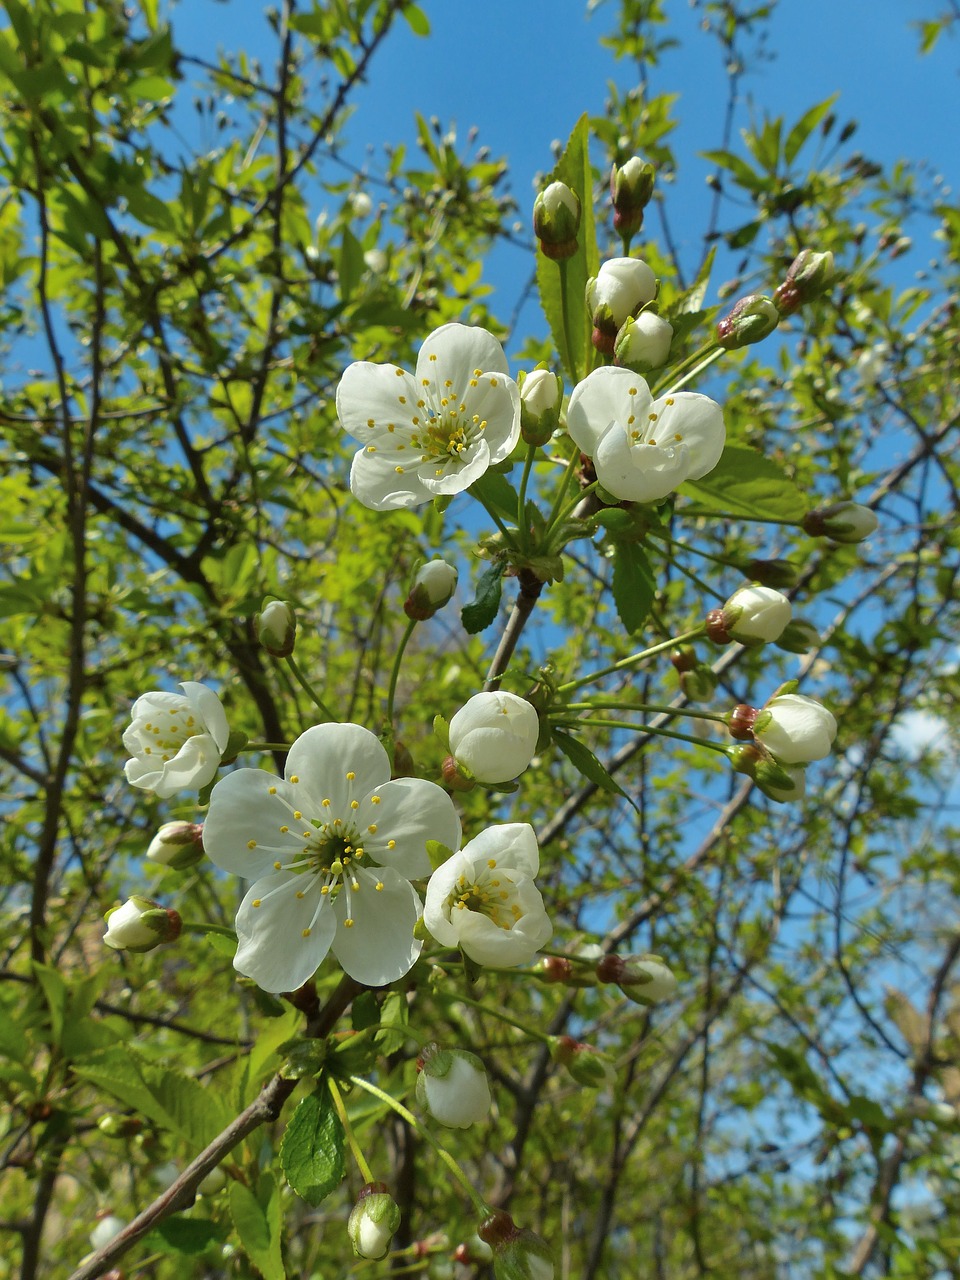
[478, 1211, 554, 1280]
[610, 156, 655, 238]
[348, 190, 372, 219]
[679, 663, 718, 702]
[614, 311, 673, 373]
[727, 745, 806, 802]
[553, 1036, 615, 1089]
[103, 897, 182, 953]
[754, 693, 837, 765]
[670, 645, 698, 674]
[254, 599, 297, 658]
[587, 257, 657, 354]
[347, 1182, 401, 1260]
[404, 559, 458, 620]
[416, 1043, 491, 1129]
[716, 294, 780, 349]
[742, 558, 801, 589]
[802, 501, 878, 543]
[89, 1214, 125, 1252]
[519, 368, 563, 445]
[596, 954, 678, 1005]
[448, 692, 540, 785]
[776, 618, 822, 655]
[97, 1114, 143, 1139]
[727, 703, 758, 740]
[773, 249, 835, 315]
[198, 1166, 228, 1196]
[707, 585, 792, 646]
[533, 181, 581, 260]
[145, 821, 204, 870]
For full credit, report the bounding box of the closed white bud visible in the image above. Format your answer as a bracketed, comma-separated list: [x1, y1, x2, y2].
[717, 584, 792, 646]
[103, 896, 181, 953]
[405, 559, 458, 620]
[448, 692, 539, 784]
[145, 821, 204, 870]
[614, 311, 673, 372]
[754, 693, 837, 765]
[347, 1183, 401, 1260]
[254, 599, 297, 658]
[417, 1043, 492, 1128]
[803, 501, 878, 543]
[597, 953, 678, 1005]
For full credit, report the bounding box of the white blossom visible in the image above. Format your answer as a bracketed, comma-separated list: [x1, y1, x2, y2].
[424, 824, 552, 967]
[754, 693, 837, 765]
[336, 323, 520, 511]
[566, 367, 725, 503]
[587, 257, 657, 327]
[448, 691, 539, 784]
[123, 681, 229, 799]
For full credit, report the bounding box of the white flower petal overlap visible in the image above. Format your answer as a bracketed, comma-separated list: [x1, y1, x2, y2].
[123, 681, 230, 799]
[203, 723, 462, 992]
[336, 323, 521, 511]
[566, 366, 725, 503]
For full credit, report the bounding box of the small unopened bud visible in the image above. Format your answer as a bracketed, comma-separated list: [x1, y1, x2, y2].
[802, 501, 878, 543]
[416, 1042, 492, 1129]
[145, 821, 204, 870]
[254, 599, 297, 658]
[670, 645, 698, 674]
[709, 585, 792, 647]
[198, 1166, 228, 1196]
[404, 559, 458, 620]
[347, 190, 372, 219]
[773, 249, 835, 316]
[679, 664, 718, 702]
[347, 1182, 401, 1260]
[716, 294, 780, 349]
[538, 956, 574, 983]
[596, 954, 678, 1006]
[552, 1036, 615, 1089]
[614, 311, 673, 373]
[776, 618, 822, 655]
[478, 1211, 554, 1280]
[742, 559, 801, 589]
[519, 368, 563, 446]
[587, 257, 657, 354]
[97, 1114, 143, 1139]
[533, 182, 581, 260]
[441, 754, 476, 792]
[89, 1214, 126, 1252]
[727, 704, 759, 740]
[610, 156, 655, 238]
[103, 897, 182, 953]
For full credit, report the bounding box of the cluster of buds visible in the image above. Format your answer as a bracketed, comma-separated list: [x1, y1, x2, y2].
[586, 256, 659, 356]
[773, 249, 835, 316]
[727, 686, 838, 802]
[103, 897, 181, 953]
[533, 181, 581, 260]
[404, 558, 458, 620]
[610, 156, 655, 239]
[416, 1042, 492, 1129]
[706, 584, 793, 647]
[440, 691, 540, 789]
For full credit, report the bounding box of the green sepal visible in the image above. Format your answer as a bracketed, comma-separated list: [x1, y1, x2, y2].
[426, 840, 454, 872]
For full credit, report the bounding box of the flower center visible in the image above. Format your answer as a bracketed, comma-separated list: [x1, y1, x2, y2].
[452, 858, 523, 932]
[140, 708, 199, 762]
[408, 370, 489, 474]
[625, 391, 684, 450]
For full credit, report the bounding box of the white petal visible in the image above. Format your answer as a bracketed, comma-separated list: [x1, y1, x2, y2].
[358, 777, 461, 879]
[461, 375, 520, 461]
[203, 769, 304, 877]
[336, 362, 421, 444]
[147, 734, 222, 798]
[234, 872, 336, 993]
[566, 367, 653, 457]
[331, 866, 422, 985]
[422, 852, 470, 948]
[655, 392, 725, 481]
[127, 690, 186, 723]
[415, 323, 509, 387]
[350, 447, 432, 510]
[460, 823, 541, 877]
[284, 723, 389, 816]
[595, 427, 688, 502]
[416, 438, 491, 495]
[180, 681, 230, 752]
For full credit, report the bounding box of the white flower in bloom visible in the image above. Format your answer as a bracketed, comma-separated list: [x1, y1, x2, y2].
[424, 824, 552, 967]
[203, 723, 462, 992]
[417, 1044, 492, 1128]
[723, 584, 792, 645]
[123, 681, 229, 799]
[754, 693, 837, 765]
[566, 367, 725, 503]
[448, 691, 540, 784]
[587, 257, 657, 328]
[336, 323, 521, 511]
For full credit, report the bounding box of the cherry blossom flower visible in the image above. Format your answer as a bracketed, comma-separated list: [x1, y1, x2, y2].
[423, 824, 552, 967]
[123, 681, 230, 799]
[336, 323, 520, 511]
[754, 693, 837, 765]
[447, 691, 540, 784]
[202, 723, 461, 992]
[566, 367, 725, 503]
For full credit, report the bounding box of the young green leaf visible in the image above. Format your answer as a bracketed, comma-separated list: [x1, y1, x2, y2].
[278, 1088, 345, 1207]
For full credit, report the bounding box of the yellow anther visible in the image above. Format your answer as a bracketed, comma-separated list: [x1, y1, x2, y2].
[350, 800, 359, 810]
[351, 877, 360, 891]
[395, 465, 405, 473]
[368, 823, 378, 834]
[395, 368, 403, 376]
[674, 433, 683, 441]
[366, 445, 376, 453]
[321, 885, 330, 895]
[375, 881, 384, 891]
[387, 423, 395, 432]
[268, 786, 277, 794]
[301, 927, 311, 937]
[387, 839, 396, 849]
[296, 890, 305, 899]
[274, 861, 281, 870]
[665, 396, 675, 405]
[280, 825, 289, 833]
[367, 417, 375, 426]
[648, 412, 658, 421]
[370, 795, 381, 805]
[429, 353, 437, 362]
[247, 840, 257, 849]
[343, 918, 355, 927]
[628, 386, 637, 395]
[252, 898, 262, 908]
[293, 810, 302, 821]
[398, 396, 406, 404]
[346, 771, 355, 780]
[490, 377, 498, 386]
[487, 859, 497, 868]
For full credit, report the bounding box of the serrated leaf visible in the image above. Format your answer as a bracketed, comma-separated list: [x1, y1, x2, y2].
[784, 94, 839, 166]
[148, 1215, 226, 1256]
[553, 729, 634, 807]
[611, 542, 655, 635]
[679, 446, 805, 522]
[462, 561, 504, 634]
[279, 1089, 345, 1207]
[229, 1176, 285, 1280]
[375, 990, 409, 1055]
[535, 113, 599, 384]
[153, 1070, 233, 1148]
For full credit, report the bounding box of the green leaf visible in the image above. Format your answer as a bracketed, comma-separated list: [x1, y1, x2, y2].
[462, 561, 505, 634]
[375, 991, 409, 1056]
[679, 446, 805, 522]
[148, 1216, 226, 1256]
[553, 729, 633, 806]
[338, 226, 365, 303]
[32, 964, 67, 1046]
[229, 1176, 285, 1280]
[153, 1070, 234, 1148]
[700, 148, 764, 193]
[400, 3, 430, 35]
[425, 839, 454, 871]
[611, 542, 655, 635]
[470, 469, 521, 523]
[279, 1089, 345, 1207]
[784, 94, 839, 166]
[351, 992, 379, 1034]
[535, 113, 599, 384]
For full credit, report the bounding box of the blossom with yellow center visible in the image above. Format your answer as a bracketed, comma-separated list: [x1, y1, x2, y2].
[423, 824, 552, 968]
[123, 681, 230, 799]
[336, 323, 520, 511]
[203, 723, 462, 992]
[566, 366, 725, 503]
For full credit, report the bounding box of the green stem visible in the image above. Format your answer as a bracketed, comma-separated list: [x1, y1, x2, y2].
[386, 617, 418, 726]
[285, 656, 336, 721]
[348, 1075, 491, 1217]
[650, 341, 722, 398]
[559, 700, 728, 724]
[243, 740, 292, 752]
[516, 444, 537, 550]
[548, 480, 598, 535]
[543, 438, 583, 538]
[180, 922, 237, 939]
[470, 488, 514, 541]
[327, 1077, 374, 1184]
[552, 717, 730, 753]
[557, 625, 707, 694]
[444, 991, 555, 1046]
